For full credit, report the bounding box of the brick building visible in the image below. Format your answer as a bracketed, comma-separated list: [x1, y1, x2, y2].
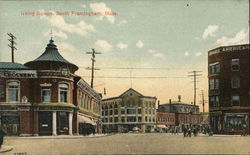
[0, 38, 101, 136]
[157, 99, 201, 131]
[208, 44, 250, 134]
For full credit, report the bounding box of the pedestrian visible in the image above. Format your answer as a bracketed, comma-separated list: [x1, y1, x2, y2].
[188, 127, 192, 137]
[183, 127, 187, 137]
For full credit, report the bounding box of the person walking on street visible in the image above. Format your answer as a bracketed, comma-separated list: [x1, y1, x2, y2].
[183, 127, 187, 137]
[188, 127, 192, 137]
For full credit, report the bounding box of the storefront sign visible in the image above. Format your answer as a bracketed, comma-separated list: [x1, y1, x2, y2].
[0, 70, 37, 78]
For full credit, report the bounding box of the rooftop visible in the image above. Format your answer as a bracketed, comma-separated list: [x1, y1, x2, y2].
[208, 43, 249, 56]
[0, 62, 30, 70]
[25, 39, 78, 72]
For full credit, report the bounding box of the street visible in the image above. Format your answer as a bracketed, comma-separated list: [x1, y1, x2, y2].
[2, 133, 250, 155]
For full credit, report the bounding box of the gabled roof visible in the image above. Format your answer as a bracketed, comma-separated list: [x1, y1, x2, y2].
[119, 88, 143, 97]
[102, 88, 156, 101]
[0, 62, 30, 70]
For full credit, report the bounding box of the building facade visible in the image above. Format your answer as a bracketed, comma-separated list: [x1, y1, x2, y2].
[0, 39, 101, 136]
[157, 99, 201, 130]
[208, 44, 250, 134]
[102, 88, 157, 133]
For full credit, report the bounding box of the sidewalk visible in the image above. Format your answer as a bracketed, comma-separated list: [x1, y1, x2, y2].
[5, 133, 112, 139]
[0, 145, 13, 154]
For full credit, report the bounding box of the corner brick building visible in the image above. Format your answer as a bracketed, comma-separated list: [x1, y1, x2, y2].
[0, 39, 101, 136]
[208, 44, 250, 134]
[157, 99, 201, 132]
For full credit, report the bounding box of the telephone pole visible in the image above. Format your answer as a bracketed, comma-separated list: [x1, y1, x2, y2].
[7, 33, 17, 63]
[86, 49, 101, 88]
[188, 71, 202, 106]
[201, 90, 205, 112]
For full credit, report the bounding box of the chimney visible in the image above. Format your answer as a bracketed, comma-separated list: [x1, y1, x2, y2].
[169, 99, 172, 104]
[158, 100, 160, 109]
[178, 95, 181, 102]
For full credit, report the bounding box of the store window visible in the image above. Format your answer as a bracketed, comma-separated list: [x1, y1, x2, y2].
[57, 112, 69, 132]
[59, 83, 69, 103]
[231, 77, 240, 88]
[231, 59, 240, 71]
[7, 81, 20, 102]
[231, 95, 240, 106]
[41, 87, 51, 102]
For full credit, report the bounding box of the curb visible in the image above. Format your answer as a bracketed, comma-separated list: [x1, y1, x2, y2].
[5, 134, 113, 140]
[0, 145, 13, 154]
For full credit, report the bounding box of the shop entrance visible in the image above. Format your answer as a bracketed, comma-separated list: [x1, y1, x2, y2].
[38, 111, 52, 135]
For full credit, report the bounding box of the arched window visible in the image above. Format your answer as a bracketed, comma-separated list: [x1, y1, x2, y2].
[7, 81, 20, 102]
[59, 83, 69, 103]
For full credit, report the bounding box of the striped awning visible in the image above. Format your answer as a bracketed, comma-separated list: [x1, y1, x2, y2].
[78, 115, 96, 125]
[157, 125, 167, 128]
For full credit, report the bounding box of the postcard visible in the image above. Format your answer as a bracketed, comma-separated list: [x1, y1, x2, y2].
[0, 0, 249, 154]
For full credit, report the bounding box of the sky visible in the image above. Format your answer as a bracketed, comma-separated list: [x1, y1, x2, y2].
[0, 0, 249, 112]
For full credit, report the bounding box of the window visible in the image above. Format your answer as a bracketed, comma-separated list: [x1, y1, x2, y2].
[209, 79, 219, 90]
[109, 109, 113, 115]
[138, 109, 141, 114]
[121, 109, 125, 115]
[114, 117, 118, 122]
[231, 59, 240, 71]
[59, 83, 69, 103]
[232, 95, 240, 106]
[114, 109, 118, 115]
[138, 117, 141, 122]
[127, 117, 136, 122]
[121, 117, 125, 122]
[127, 109, 136, 114]
[231, 77, 240, 88]
[41, 87, 51, 102]
[209, 96, 219, 107]
[209, 62, 220, 74]
[7, 81, 20, 102]
[209, 79, 214, 90]
[57, 112, 69, 132]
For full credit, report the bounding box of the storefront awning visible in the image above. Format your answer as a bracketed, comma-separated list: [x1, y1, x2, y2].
[78, 115, 96, 125]
[157, 125, 167, 128]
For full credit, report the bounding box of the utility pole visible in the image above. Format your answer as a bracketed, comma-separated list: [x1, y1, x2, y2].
[86, 49, 101, 88]
[7, 33, 17, 63]
[188, 71, 202, 106]
[201, 90, 205, 112]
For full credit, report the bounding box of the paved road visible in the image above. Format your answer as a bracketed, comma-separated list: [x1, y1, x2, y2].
[2, 133, 250, 155]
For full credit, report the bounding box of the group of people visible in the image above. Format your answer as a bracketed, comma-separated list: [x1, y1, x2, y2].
[183, 125, 213, 137]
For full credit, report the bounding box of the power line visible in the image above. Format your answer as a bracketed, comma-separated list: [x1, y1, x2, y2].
[86, 48, 101, 88]
[7, 33, 17, 63]
[78, 66, 206, 70]
[81, 76, 207, 79]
